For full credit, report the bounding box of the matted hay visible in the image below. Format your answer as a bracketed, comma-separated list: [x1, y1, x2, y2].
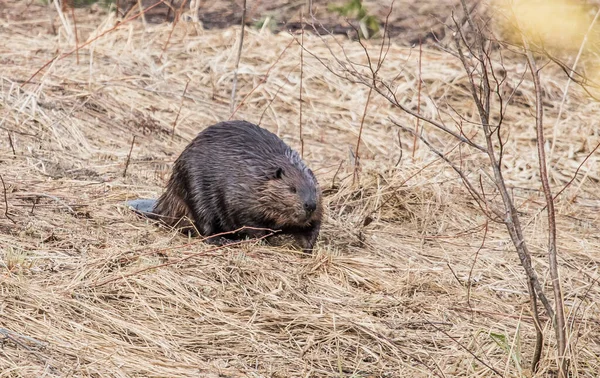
[0, 1, 599, 377]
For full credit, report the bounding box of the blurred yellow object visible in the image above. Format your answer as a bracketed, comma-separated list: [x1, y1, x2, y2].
[495, 0, 597, 51]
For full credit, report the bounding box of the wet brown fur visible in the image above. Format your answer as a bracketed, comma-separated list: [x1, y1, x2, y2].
[152, 120, 323, 252]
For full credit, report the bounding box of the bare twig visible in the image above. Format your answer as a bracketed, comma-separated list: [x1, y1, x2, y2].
[0, 174, 15, 224]
[352, 86, 372, 186]
[413, 37, 422, 160]
[67, 1, 80, 65]
[554, 140, 600, 200]
[528, 276, 544, 372]
[137, 0, 147, 27]
[7, 131, 16, 156]
[230, 0, 247, 114]
[299, 8, 305, 158]
[159, 0, 188, 61]
[295, 38, 487, 153]
[524, 139, 600, 231]
[523, 36, 569, 378]
[467, 220, 488, 308]
[349, 4, 393, 185]
[171, 79, 190, 137]
[0, 328, 52, 370]
[123, 135, 136, 178]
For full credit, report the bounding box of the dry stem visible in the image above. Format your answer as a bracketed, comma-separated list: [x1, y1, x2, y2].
[67, 1, 80, 65]
[7, 131, 16, 156]
[523, 37, 569, 377]
[230, 0, 247, 114]
[0, 174, 15, 224]
[171, 79, 190, 137]
[299, 10, 305, 158]
[412, 38, 422, 160]
[352, 86, 372, 185]
[123, 135, 136, 178]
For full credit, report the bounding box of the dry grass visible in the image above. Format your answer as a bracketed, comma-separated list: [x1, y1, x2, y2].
[1, 1, 600, 377]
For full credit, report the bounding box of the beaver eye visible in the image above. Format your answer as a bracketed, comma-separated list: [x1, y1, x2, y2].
[275, 168, 283, 179]
[289, 186, 297, 193]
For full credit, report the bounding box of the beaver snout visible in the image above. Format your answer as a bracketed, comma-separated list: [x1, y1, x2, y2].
[303, 200, 317, 214]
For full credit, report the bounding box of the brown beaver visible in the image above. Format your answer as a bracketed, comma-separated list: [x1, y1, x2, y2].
[127, 120, 323, 253]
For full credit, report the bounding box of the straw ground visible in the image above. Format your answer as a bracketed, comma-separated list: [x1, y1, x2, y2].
[1, 1, 600, 377]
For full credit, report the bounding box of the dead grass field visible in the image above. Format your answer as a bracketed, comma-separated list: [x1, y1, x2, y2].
[1, 1, 600, 377]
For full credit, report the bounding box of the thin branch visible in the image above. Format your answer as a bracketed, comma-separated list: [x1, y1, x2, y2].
[299, 8, 305, 158]
[0, 328, 52, 370]
[0, 328, 46, 349]
[0, 174, 15, 224]
[68, 1, 79, 65]
[554, 140, 600, 200]
[123, 135, 136, 178]
[159, 0, 188, 61]
[453, 15, 488, 129]
[373, 78, 487, 153]
[525, 139, 600, 229]
[527, 277, 544, 372]
[7, 131, 16, 156]
[467, 220, 488, 308]
[171, 79, 190, 138]
[230, 0, 247, 114]
[413, 37, 422, 160]
[523, 36, 569, 378]
[352, 86, 372, 186]
[375, 1, 395, 75]
[456, 4, 554, 371]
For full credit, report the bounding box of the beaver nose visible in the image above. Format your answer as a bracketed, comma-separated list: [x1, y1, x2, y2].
[304, 201, 317, 213]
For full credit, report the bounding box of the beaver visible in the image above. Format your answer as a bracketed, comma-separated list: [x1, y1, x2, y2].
[127, 120, 323, 253]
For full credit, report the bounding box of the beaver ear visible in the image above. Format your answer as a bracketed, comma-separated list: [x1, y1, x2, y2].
[274, 167, 284, 179]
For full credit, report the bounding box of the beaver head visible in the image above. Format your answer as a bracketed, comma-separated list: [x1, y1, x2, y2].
[256, 159, 322, 228]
